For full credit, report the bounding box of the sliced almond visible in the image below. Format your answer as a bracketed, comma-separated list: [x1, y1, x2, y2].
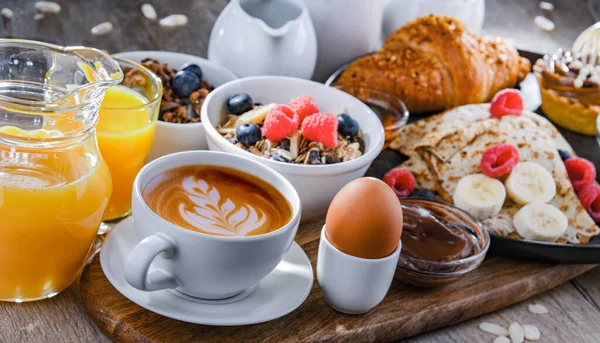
[509, 322, 524, 343]
[528, 303, 548, 314]
[523, 324, 541, 341]
[479, 322, 509, 336]
[493, 336, 511, 343]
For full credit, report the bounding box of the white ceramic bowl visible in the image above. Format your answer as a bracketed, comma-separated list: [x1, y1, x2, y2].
[113, 51, 238, 162]
[201, 76, 385, 220]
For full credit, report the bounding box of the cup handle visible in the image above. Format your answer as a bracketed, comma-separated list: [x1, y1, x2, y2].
[125, 233, 178, 292]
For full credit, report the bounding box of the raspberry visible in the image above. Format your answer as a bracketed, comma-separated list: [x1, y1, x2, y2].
[490, 89, 524, 118]
[262, 105, 299, 142]
[578, 184, 600, 222]
[301, 112, 338, 148]
[565, 157, 596, 191]
[289, 95, 319, 124]
[480, 144, 520, 178]
[383, 168, 416, 198]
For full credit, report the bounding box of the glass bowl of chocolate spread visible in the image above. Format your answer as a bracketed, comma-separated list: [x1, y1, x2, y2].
[396, 199, 490, 288]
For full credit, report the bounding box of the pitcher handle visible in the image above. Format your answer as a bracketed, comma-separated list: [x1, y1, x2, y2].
[125, 233, 178, 292]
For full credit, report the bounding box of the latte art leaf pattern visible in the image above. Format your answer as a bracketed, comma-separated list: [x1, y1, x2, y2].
[178, 176, 267, 236]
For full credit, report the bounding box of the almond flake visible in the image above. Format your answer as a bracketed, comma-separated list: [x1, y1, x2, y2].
[479, 322, 509, 336]
[91, 22, 113, 35]
[1, 8, 13, 18]
[534, 16, 555, 31]
[141, 4, 157, 20]
[539, 1, 554, 11]
[509, 322, 524, 343]
[523, 324, 541, 341]
[528, 303, 548, 314]
[34, 13, 44, 20]
[159, 14, 188, 27]
[494, 336, 511, 343]
[34, 1, 61, 14]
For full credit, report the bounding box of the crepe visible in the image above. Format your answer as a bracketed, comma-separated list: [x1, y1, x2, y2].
[390, 104, 598, 244]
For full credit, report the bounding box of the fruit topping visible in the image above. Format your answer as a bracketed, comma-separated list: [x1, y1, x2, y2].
[489, 89, 524, 118]
[171, 70, 201, 98]
[383, 168, 416, 198]
[263, 105, 299, 142]
[337, 113, 360, 137]
[453, 174, 506, 220]
[558, 149, 572, 161]
[512, 203, 568, 241]
[300, 112, 338, 148]
[505, 162, 556, 205]
[564, 157, 596, 191]
[410, 188, 436, 200]
[227, 93, 254, 115]
[288, 95, 319, 124]
[181, 63, 203, 80]
[480, 144, 520, 178]
[235, 123, 262, 147]
[578, 184, 600, 222]
[235, 103, 276, 125]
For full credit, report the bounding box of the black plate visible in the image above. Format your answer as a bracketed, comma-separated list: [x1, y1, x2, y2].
[347, 50, 600, 264]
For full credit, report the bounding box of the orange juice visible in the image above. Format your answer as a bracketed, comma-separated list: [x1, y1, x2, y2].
[0, 128, 112, 301]
[97, 85, 157, 220]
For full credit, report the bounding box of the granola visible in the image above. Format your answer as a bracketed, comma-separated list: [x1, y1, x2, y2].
[133, 58, 214, 123]
[217, 95, 365, 165]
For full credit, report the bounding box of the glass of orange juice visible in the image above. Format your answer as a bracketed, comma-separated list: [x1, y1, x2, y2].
[0, 39, 122, 302]
[96, 57, 162, 229]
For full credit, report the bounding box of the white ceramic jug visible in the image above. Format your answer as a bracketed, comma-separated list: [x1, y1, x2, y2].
[208, 0, 317, 80]
[300, 0, 385, 82]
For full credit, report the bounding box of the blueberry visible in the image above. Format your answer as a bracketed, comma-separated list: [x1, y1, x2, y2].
[236, 123, 262, 147]
[410, 188, 436, 200]
[558, 149, 572, 161]
[308, 150, 321, 164]
[279, 138, 290, 151]
[182, 63, 203, 80]
[337, 113, 359, 137]
[227, 93, 253, 115]
[270, 154, 287, 162]
[171, 70, 201, 98]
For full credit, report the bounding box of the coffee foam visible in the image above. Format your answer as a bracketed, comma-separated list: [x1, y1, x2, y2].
[178, 176, 267, 236]
[142, 166, 291, 237]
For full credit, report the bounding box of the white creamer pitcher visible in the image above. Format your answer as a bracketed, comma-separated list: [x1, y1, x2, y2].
[208, 0, 317, 80]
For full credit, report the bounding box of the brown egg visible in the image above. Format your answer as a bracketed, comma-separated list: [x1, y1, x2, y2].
[325, 177, 403, 259]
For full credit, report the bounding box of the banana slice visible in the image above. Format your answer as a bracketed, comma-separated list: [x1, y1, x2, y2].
[453, 174, 506, 220]
[513, 203, 568, 241]
[235, 103, 276, 125]
[505, 162, 556, 205]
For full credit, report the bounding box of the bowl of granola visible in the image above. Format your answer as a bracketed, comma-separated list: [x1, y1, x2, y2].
[201, 76, 385, 220]
[114, 51, 238, 162]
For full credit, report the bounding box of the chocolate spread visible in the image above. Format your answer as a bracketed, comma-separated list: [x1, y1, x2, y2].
[535, 50, 600, 107]
[402, 207, 474, 261]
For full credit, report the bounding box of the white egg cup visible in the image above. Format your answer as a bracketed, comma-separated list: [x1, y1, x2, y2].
[316, 225, 401, 314]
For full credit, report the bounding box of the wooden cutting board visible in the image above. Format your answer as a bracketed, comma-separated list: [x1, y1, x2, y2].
[80, 218, 595, 343]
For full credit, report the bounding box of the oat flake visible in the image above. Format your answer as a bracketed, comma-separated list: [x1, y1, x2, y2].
[539, 1, 554, 11]
[478, 322, 508, 336]
[34, 13, 44, 20]
[528, 303, 548, 314]
[34, 1, 61, 14]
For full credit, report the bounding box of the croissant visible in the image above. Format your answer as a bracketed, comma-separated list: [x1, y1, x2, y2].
[334, 15, 531, 113]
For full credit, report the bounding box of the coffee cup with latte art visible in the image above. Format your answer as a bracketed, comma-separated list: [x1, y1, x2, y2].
[124, 151, 301, 300]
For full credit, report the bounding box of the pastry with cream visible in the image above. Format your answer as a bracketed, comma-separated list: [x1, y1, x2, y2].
[534, 49, 600, 136]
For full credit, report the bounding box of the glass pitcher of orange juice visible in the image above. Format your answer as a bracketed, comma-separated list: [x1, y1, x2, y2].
[0, 39, 122, 302]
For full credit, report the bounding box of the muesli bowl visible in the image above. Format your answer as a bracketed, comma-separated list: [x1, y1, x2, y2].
[201, 76, 385, 220]
[114, 51, 238, 162]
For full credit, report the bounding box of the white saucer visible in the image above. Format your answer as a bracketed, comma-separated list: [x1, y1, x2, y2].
[100, 217, 314, 326]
